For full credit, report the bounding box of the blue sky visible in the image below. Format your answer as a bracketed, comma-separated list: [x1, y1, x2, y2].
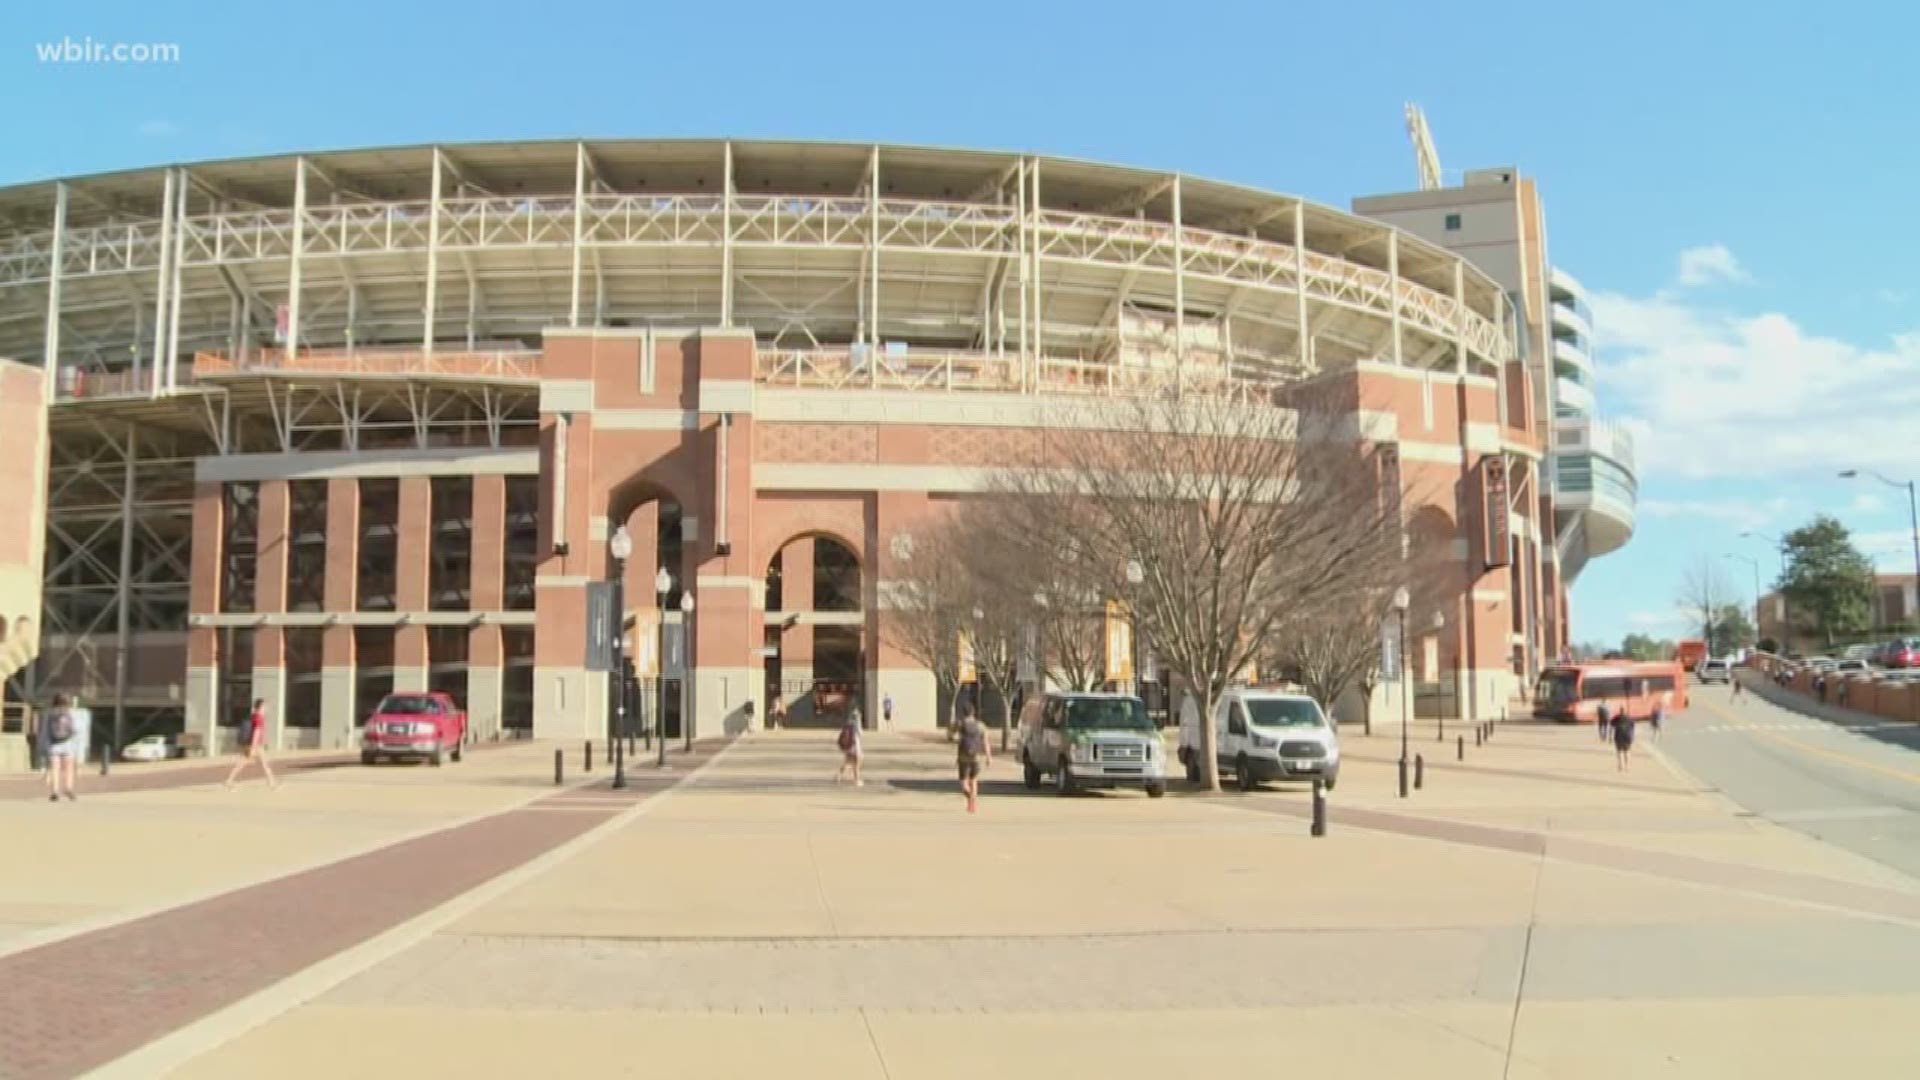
[4, 0, 1918, 646]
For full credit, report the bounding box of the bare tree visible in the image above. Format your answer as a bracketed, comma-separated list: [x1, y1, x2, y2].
[990, 382, 1406, 791]
[1676, 554, 1735, 648]
[879, 513, 974, 734]
[960, 496, 1105, 691]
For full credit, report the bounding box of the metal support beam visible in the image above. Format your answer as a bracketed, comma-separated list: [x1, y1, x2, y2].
[1453, 260, 1468, 376]
[166, 173, 187, 390]
[150, 168, 176, 394]
[1294, 201, 1310, 370]
[721, 141, 735, 328]
[286, 158, 306, 362]
[867, 144, 880, 389]
[1388, 229, 1403, 367]
[111, 426, 136, 758]
[41, 181, 67, 404]
[1030, 157, 1043, 391]
[424, 148, 442, 359]
[1172, 174, 1185, 397]
[569, 142, 585, 328]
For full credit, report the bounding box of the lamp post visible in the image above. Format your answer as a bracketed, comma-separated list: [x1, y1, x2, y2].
[1840, 469, 1920, 620]
[1125, 558, 1145, 704]
[1392, 586, 1411, 798]
[1431, 609, 1447, 741]
[608, 525, 633, 791]
[1740, 530, 1791, 651]
[1722, 552, 1761, 651]
[654, 565, 672, 769]
[680, 590, 695, 753]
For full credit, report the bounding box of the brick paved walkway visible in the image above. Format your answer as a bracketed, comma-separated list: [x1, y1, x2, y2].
[0, 740, 726, 1080]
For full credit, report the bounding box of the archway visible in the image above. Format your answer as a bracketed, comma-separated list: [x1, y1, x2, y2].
[1405, 504, 1460, 720]
[605, 477, 696, 740]
[763, 532, 865, 728]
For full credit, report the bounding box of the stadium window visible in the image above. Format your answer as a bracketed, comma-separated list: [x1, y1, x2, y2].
[1444, 213, 1462, 232]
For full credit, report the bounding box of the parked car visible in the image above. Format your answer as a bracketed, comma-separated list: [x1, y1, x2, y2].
[1835, 658, 1871, 676]
[1019, 692, 1165, 797]
[361, 691, 467, 766]
[1697, 658, 1732, 685]
[1875, 638, 1920, 670]
[1178, 688, 1340, 792]
[120, 734, 179, 762]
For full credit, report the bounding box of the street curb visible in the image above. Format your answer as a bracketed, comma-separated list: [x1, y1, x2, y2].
[85, 737, 744, 1080]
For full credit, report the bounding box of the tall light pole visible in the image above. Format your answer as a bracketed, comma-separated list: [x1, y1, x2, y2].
[1431, 609, 1447, 741]
[1722, 552, 1761, 651]
[1840, 469, 1920, 621]
[680, 590, 695, 753]
[654, 565, 672, 769]
[608, 525, 632, 791]
[1740, 530, 1790, 651]
[1125, 558, 1145, 703]
[1392, 586, 1410, 798]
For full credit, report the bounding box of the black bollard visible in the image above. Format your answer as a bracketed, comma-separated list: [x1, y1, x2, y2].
[99, 737, 111, 776]
[1475, 725, 1483, 747]
[1457, 735, 1465, 761]
[585, 740, 593, 772]
[1311, 778, 1327, 837]
[554, 747, 563, 786]
[1438, 716, 1445, 742]
[1398, 757, 1409, 798]
[1415, 754, 1425, 790]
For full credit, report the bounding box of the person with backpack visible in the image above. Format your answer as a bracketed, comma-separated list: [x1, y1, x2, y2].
[1595, 701, 1612, 744]
[882, 693, 894, 729]
[39, 693, 80, 802]
[833, 708, 864, 787]
[1613, 706, 1638, 772]
[955, 706, 992, 813]
[224, 698, 280, 791]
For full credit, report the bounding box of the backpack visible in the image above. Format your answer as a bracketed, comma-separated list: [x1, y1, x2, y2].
[958, 719, 987, 758]
[837, 723, 856, 752]
[47, 710, 73, 744]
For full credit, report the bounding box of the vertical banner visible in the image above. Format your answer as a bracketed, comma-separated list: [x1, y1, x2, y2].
[1017, 624, 1039, 684]
[1481, 455, 1512, 570]
[958, 631, 978, 683]
[631, 609, 661, 679]
[583, 582, 615, 673]
[662, 622, 687, 678]
[1380, 620, 1401, 682]
[1104, 600, 1134, 681]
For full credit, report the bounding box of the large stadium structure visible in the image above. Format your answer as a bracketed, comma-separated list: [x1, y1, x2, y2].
[0, 139, 1572, 752]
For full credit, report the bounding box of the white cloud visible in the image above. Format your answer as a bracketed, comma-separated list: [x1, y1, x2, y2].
[1676, 244, 1750, 288]
[1850, 492, 1887, 514]
[138, 120, 178, 138]
[1590, 284, 1920, 480]
[1854, 529, 1919, 573]
[1639, 496, 1788, 532]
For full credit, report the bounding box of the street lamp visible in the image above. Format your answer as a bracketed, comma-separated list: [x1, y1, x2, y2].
[1722, 552, 1761, 651]
[654, 564, 672, 768]
[608, 525, 633, 791]
[679, 590, 695, 753]
[1392, 586, 1411, 798]
[1431, 608, 1447, 742]
[1125, 558, 1145, 703]
[1740, 530, 1791, 651]
[1840, 469, 1920, 611]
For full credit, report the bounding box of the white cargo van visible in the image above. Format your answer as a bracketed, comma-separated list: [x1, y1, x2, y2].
[1177, 688, 1340, 792]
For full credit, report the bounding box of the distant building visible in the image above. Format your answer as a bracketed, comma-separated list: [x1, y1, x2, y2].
[1757, 573, 1918, 652]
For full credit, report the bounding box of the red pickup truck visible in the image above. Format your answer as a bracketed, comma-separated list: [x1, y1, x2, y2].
[361, 691, 467, 766]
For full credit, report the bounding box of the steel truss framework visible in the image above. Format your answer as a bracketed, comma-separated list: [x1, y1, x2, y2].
[0, 141, 1518, 394]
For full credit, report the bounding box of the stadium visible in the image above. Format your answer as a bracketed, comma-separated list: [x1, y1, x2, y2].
[0, 138, 1580, 754]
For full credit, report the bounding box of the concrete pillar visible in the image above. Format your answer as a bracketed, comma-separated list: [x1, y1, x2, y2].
[691, 330, 761, 736]
[252, 480, 291, 748]
[533, 401, 600, 739]
[394, 476, 432, 690]
[320, 476, 358, 747]
[468, 475, 507, 738]
[872, 489, 937, 730]
[184, 482, 224, 751]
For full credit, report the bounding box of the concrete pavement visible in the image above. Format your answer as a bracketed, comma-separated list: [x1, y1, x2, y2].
[130, 720, 1920, 1080]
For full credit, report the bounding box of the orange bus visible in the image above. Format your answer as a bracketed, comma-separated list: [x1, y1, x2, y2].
[1532, 661, 1689, 724]
[1675, 639, 1708, 672]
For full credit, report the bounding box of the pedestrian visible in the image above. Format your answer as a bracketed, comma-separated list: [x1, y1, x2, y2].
[38, 693, 81, 802]
[882, 692, 894, 729]
[1595, 701, 1611, 743]
[1649, 698, 1664, 743]
[771, 696, 787, 730]
[1732, 673, 1744, 700]
[224, 698, 280, 790]
[1613, 707, 1638, 771]
[834, 708, 864, 787]
[956, 705, 992, 813]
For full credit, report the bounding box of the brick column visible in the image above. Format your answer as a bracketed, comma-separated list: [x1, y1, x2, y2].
[184, 482, 224, 750]
[251, 480, 290, 749]
[394, 476, 432, 691]
[320, 476, 358, 747]
[467, 474, 507, 739]
[533, 402, 599, 739]
[691, 330, 761, 736]
[872, 490, 935, 731]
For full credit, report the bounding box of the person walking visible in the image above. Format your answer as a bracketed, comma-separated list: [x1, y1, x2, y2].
[1613, 707, 1638, 771]
[955, 706, 992, 813]
[224, 698, 280, 791]
[882, 692, 894, 729]
[771, 696, 787, 731]
[1595, 701, 1612, 743]
[834, 708, 864, 787]
[1649, 697, 1665, 743]
[1732, 673, 1744, 700]
[38, 694, 81, 802]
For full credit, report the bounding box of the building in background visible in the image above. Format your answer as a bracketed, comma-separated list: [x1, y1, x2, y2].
[1355, 162, 1638, 659]
[1757, 573, 1918, 654]
[0, 140, 1562, 746]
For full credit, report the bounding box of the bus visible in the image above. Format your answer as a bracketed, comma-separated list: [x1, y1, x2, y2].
[1675, 639, 1708, 673]
[1533, 661, 1689, 724]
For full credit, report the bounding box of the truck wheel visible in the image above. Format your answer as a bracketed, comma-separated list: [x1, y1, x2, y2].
[1023, 754, 1042, 790]
[1323, 773, 1337, 792]
[360, 751, 376, 766]
[431, 746, 447, 768]
[1146, 782, 1166, 799]
[1055, 762, 1077, 796]
[451, 741, 464, 764]
[1235, 754, 1256, 792]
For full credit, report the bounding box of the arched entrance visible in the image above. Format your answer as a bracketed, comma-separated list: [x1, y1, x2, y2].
[606, 478, 695, 741]
[764, 533, 865, 728]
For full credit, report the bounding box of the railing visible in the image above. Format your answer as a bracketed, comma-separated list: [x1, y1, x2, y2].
[756, 347, 1283, 402]
[53, 367, 176, 401]
[192, 348, 541, 381]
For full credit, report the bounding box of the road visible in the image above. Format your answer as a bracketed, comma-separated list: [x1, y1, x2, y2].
[1659, 678, 1920, 880]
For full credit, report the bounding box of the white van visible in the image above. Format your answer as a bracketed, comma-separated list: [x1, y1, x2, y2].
[1177, 688, 1340, 792]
